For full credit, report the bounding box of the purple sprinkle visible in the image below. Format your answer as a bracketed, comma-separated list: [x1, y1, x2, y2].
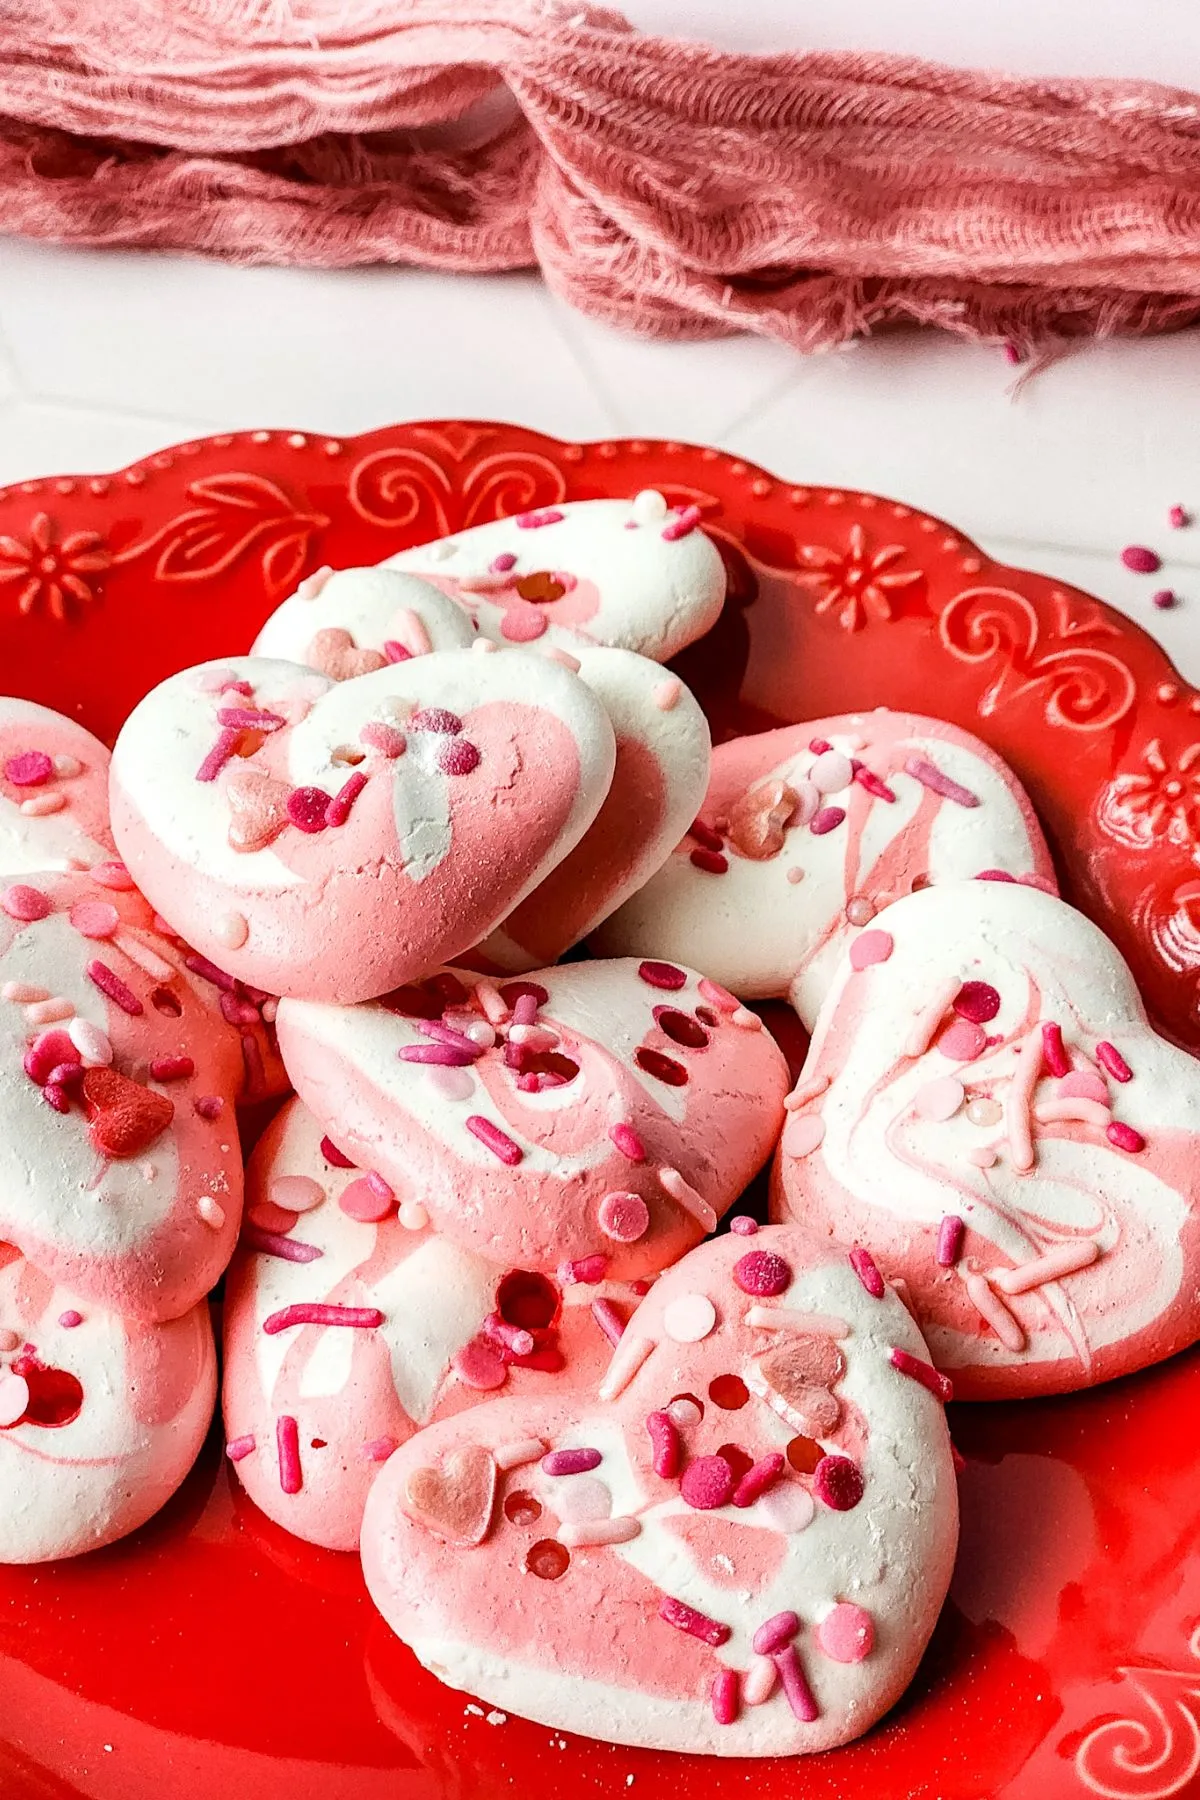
[849, 1245, 886, 1298]
[854, 766, 896, 802]
[242, 1227, 323, 1263]
[1153, 589, 1177, 610]
[220, 992, 260, 1027]
[662, 505, 701, 542]
[542, 1447, 602, 1476]
[936, 1215, 965, 1266]
[516, 509, 564, 529]
[417, 1020, 484, 1055]
[366, 1172, 394, 1203]
[810, 806, 846, 836]
[905, 758, 980, 808]
[194, 1095, 225, 1120]
[511, 993, 539, 1026]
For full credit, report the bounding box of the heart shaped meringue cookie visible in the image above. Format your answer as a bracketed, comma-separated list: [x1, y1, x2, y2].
[0, 696, 115, 876]
[772, 879, 1200, 1398]
[0, 869, 244, 1320]
[223, 1099, 634, 1550]
[110, 651, 616, 1003]
[361, 1223, 958, 1754]
[384, 494, 726, 660]
[595, 710, 1055, 1023]
[0, 1244, 215, 1562]
[252, 565, 475, 672]
[276, 958, 789, 1280]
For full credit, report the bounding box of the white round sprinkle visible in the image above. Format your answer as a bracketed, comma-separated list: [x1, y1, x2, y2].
[632, 489, 669, 524]
[213, 911, 248, 950]
[197, 1197, 225, 1229]
[53, 755, 82, 779]
[398, 1200, 429, 1231]
[810, 750, 854, 794]
[663, 1293, 717, 1343]
[69, 1018, 113, 1066]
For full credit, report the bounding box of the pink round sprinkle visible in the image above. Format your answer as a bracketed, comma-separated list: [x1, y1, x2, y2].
[609, 1122, 646, 1161]
[452, 1337, 507, 1390]
[1096, 1041, 1132, 1083]
[57, 1309, 83, 1330]
[732, 1250, 792, 1297]
[729, 1215, 759, 1235]
[816, 1603, 875, 1663]
[752, 1610, 800, 1657]
[848, 929, 893, 971]
[286, 786, 330, 833]
[4, 750, 53, 787]
[438, 739, 481, 775]
[915, 1077, 964, 1122]
[269, 1175, 324, 1213]
[409, 707, 462, 734]
[953, 981, 1000, 1024]
[1169, 505, 1189, 529]
[248, 1201, 298, 1236]
[680, 1455, 734, 1511]
[1121, 545, 1161, 573]
[810, 750, 853, 794]
[850, 1245, 885, 1298]
[24, 1028, 75, 1086]
[1107, 1120, 1145, 1154]
[936, 1018, 987, 1062]
[597, 1190, 650, 1242]
[1153, 589, 1177, 610]
[1, 883, 51, 922]
[499, 604, 549, 642]
[91, 861, 135, 890]
[813, 1454, 865, 1511]
[338, 1176, 396, 1222]
[637, 960, 687, 991]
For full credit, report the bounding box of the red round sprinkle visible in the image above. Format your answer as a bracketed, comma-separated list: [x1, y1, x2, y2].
[286, 787, 330, 833]
[638, 960, 687, 991]
[4, 750, 53, 787]
[25, 1030, 78, 1086]
[689, 847, 728, 874]
[813, 1454, 864, 1511]
[653, 1007, 709, 1048]
[409, 707, 462, 734]
[732, 1250, 792, 1297]
[438, 739, 481, 775]
[1120, 545, 1161, 574]
[680, 1455, 734, 1511]
[634, 1047, 688, 1086]
[953, 981, 1000, 1024]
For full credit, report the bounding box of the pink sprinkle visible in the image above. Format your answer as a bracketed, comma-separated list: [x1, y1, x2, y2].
[1060, 1070, 1109, 1105]
[557, 1253, 610, 1285]
[219, 992, 259, 1027]
[597, 1190, 649, 1242]
[69, 899, 120, 941]
[361, 722, 406, 757]
[1169, 505, 1189, 529]
[20, 792, 66, 817]
[937, 1215, 965, 1265]
[409, 707, 462, 735]
[86, 959, 143, 1015]
[590, 1297, 626, 1346]
[849, 929, 893, 970]
[1107, 1120, 1146, 1153]
[320, 1136, 355, 1167]
[733, 1250, 792, 1297]
[516, 509, 565, 529]
[637, 960, 687, 991]
[810, 806, 845, 835]
[57, 1309, 83, 1329]
[46, 1060, 83, 1090]
[286, 786, 330, 833]
[646, 1410, 682, 1478]
[662, 505, 701, 541]
[689, 847, 728, 873]
[890, 1346, 953, 1402]
[808, 738, 832, 755]
[854, 765, 896, 802]
[542, 1446, 602, 1476]
[953, 981, 1000, 1024]
[499, 605, 548, 643]
[453, 1337, 508, 1390]
[1153, 589, 1177, 611]
[263, 1303, 384, 1335]
[338, 1176, 395, 1223]
[482, 1314, 536, 1357]
[363, 1436, 399, 1462]
[277, 1415, 302, 1493]
[4, 749, 53, 786]
[194, 1095, 224, 1121]
[326, 770, 368, 827]
[850, 1246, 885, 1298]
[439, 739, 482, 775]
[774, 1644, 820, 1722]
[609, 1122, 646, 1162]
[149, 1055, 194, 1082]
[976, 868, 1017, 883]
[382, 640, 412, 663]
[466, 1115, 524, 1164]
[195, 727, 241, 783]
[937, 1017, 987, 1063]
[905, 757, 980, 807]
[659, 1596, 730, 1648]
[1041, 1022, 1070, 1078]
[815, 1602, 875, 1664]
[400, 1042, 478, 1067]
[1121, 544, 1161, 574]
[216, 708, 285, 732]
[1003, 341, 1023, 365]
[1, 883, 51, 922]
[1096, 1041, 1132, 1082]
[491, 552, 518, 572]
[680, 1455, 734, 1511]
[242, 1227, 323, 1263]
[91, 861, 135, 890]
[226, 1435, 256, 1461]
[729, 1215, 759, 1235]
[752, 1611, 800, 1656]
[183, 952, 237, 992]
[42, 1083, 70, 1113]
[813, 1454, 864, 1511]
[25, 1030, 76, 1086]
[711, 1668, 740, 1727]
[733, 1452, 785, 1509]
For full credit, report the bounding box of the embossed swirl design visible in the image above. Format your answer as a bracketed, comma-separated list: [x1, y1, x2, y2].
[1075, 1626, 1200, 1799]
[939, 586, 1136, 733]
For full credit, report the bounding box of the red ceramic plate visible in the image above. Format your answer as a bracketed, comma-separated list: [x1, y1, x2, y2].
[2, 422, 1199, 1800]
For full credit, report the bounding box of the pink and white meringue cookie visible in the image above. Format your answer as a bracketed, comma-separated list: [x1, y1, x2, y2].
[772, 879, 1200, 1399]
[223, 1099, 637, 1550]
[251, 565, 475, 673]
[0, 869, 244, 1321]
[384, 494, 726, 661]
[361, 1222, 957, 1755]
[0, 1244, 215, 1562]
[276, 959, 789, 1282]
[0, 697, 115, 876]
[595, 710, 1056, 1025]
[109, 651, 616, 1005]
[479, 649, 711, 971]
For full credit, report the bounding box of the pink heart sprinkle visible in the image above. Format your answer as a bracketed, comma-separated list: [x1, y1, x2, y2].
[499, 604, 549, 642]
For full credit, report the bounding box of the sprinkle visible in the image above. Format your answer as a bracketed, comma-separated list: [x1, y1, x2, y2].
[113, 933, 174, 982]
[398, 1201, 428, 1230]
[466, 1115, 524, 1164]
[194, 1095, 224, 1121]
[815, 1602, 875, 1664]
[733, 1452, 786, 1508]
[966, 1096, 1003, 1127]
[1041, 1022, 1070, 1078]
[854, 765, 896, 802]
[489, 553, 518, 574]
[1035, 1097, 1110, 1127]
[338, 1176, 396, 1223]
[26, 997, 73, 1025]
[810, 806, 845, 835]
[904, 976, 961, 1058]
[91, 862, 134, 890]
[556, 1516, 642, 1548]
[633, 489, 669, 524]
[658, 1167, 717, 1232]
[360, 721, 406, 757]
[1107, 1120, 1146, 1153]
[774, 1644, 820, 1721]
[20, 792, 65, 816]
[183, 953, 236, 992]
[557, 1253, 610, 1286]
[57, 1309, 83, 1330]
[652, 678, 682, 712]
[263, 1303, 384, 1335]
[954, 981, 1001, 1024]
[1121, 545, 1161, 573]
[320, 1136, 355, 1167]
[1153, 589, 1178, 610]
[595, 1187, 650, 1244]
[439, 739, 482, 775]
[965, 1272, 1026, 1352]
[1169, 505, 1190, 529]
[663, 1292, 717, 1343]
[197, 1197, 225, 1229]
[729, 1215, 759, 1235]
[744, 1658, 778, 1706]
[599, 1333, 655, 1401]
[697, 977, 739, 1013]
[813, 1455, 864, 1510]
[659, 1597, 731, 1648]
[646, 1410, 682, 1478]
[689, 819, 724, 854]
[53, 754, 81, 779]
[483, 1314, 536, 1357]
[409, 707, 462, 735]
[785, 1074, 831, 1110]
[277, 1416, 302, 1493]
[42, 1082, 70, 1113]
[216, 708, 285, 732]
[711, 1668, 740, 1726]
[890, 1346, 953, 1401]
[0, 1374, 30, 1426]
[543, 647, 581, 671]
[452, 1338, 507, 1390]
[1096, 1041, 1132, 1082]
[733, 1250, 792, 1297]
[689, 846, 728, 873]
[4, 750, 53, 786]
[916, 1077, 965, 1122]
[810, 750, 853, 793]
[731, 1006, 762, 1031]
[845, 897, 875, 927]
[195, 728, 241, 783]
[609, 1122, 646, 1162]
[937, 1215, 965, 1265]
[494, 1439, 545, 1471]
[662, 505, 701, 541]
[1, 883, 51, 921]
[86, 960, 142, 1015]
[243, 1227, 323, 1262]
[849, 1246, 886, 1298]
[1006, 1027, 1045, 1172]
[286, 786, 330, 833]
[226, 1435, 256, 1461]
[753, 1611, 800, 1656]
[516, 509, 565, 530]
[905, 757, 980, 807]
[2, 982, 48, 1003]
[542, 1446, 602, 1477]
[220, 992, 259, 1027]
[324, 770, 368, 828]
[400, 1042, 479, 1067]
[992, 1239, 1099, 1293]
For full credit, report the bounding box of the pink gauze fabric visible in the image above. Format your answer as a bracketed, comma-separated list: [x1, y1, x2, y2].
[2, 0, 1200, 354]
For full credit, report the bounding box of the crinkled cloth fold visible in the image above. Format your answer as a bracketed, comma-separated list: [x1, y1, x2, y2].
[3, 0, 1200, 352]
